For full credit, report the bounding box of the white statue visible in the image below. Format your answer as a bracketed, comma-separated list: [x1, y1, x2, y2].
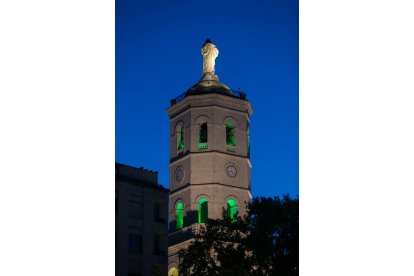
[201, 39, 219, 77]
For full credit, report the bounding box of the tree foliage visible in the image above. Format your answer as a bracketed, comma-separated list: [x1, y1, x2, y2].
[178, 195, 298, 276]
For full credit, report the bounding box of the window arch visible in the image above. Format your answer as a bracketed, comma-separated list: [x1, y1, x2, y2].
[175, 202, 184, 230]
[198, 198, 208, 223]
[168, 267, 179, 276]
[226, 122, 236, 146]
[227, 199, 237, 221]
[176, 123, 184, 150]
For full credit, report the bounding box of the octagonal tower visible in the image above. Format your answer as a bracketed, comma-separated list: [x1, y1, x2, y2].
[167, 39, 253, 275]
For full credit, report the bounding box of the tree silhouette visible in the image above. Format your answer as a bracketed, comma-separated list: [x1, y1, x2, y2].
[178, 195, 299, 276]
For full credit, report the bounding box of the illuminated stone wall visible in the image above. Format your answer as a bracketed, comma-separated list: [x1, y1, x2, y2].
[167, 92, 253, 272]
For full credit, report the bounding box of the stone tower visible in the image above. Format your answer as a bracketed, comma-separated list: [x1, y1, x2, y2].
[167, 39, 253, 275]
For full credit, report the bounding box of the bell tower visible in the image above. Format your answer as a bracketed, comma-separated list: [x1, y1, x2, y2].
[167, 39, 253, 274]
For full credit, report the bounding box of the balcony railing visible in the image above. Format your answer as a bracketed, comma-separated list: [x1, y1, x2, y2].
[198, 143, 208, 150]
[170, 89, 247, 106]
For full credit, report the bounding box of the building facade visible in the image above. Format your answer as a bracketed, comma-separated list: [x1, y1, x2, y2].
[167, 40, 253, 275]
[115, 163, 169, 276]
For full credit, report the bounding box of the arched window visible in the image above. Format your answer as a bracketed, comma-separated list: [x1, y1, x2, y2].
[227, 199, 237, 221]
[168, 267, 179, 276]
[176, 124, 184, 150]
[175, 202, 184, 230]
[247, 126, 250, 156]
[226, 122, 236, 146]
[198, 198, 208, 223]
[198, 123, 208, 149]
[199, 123, 207, 143]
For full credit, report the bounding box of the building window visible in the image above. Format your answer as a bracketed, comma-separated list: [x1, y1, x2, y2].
[154, 235, 161, 255]
[226, 122, 236, 146]
[128, 234, 142, 253]
[176, 202, 184, 230]
[176, 124, 184, 150]
[198, 123, 208, 149]
[198, 198, 208, 223]
[154, 203, 164, 222]
[227, 199, 237, 221]
[128, 200, 143, 219]
[154, 203, 160, 218]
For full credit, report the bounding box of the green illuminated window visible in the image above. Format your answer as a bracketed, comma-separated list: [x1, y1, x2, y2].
[177, 125, 184, 150]
[199, 123, 207, 143]
[198, 123, 208, 149]
[176, 202, 184, 230]
[227, 199, 237, 221]
[247, 127, 250, 155]
[198, 198, 208, 223]
[226, 122, 236, 146]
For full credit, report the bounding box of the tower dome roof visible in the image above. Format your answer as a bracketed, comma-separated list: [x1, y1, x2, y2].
[185, 77, 233, 96]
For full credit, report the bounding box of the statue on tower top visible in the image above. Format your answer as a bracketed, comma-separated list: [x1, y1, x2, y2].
[201, 38, 219, 80]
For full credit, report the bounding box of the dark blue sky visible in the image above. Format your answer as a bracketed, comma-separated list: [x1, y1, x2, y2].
[116, 0, 298, 197]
